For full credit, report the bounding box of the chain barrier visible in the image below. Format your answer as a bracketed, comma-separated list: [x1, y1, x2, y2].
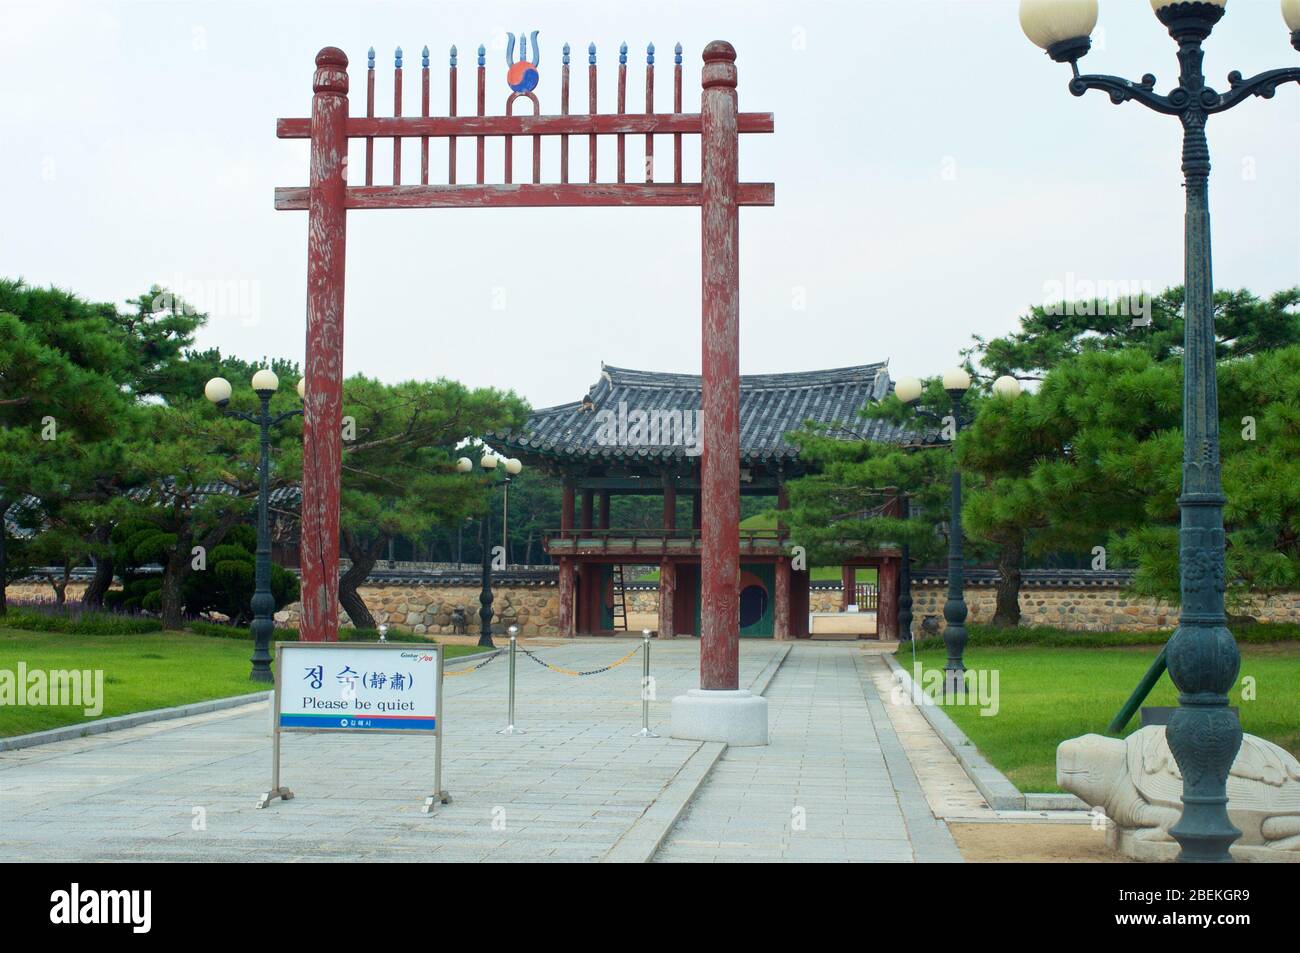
[519, 642, 642, 678]
[474, 627, 657, 738]
[442, 649, 504, 677]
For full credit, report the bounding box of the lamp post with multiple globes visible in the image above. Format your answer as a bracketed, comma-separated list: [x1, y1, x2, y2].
[457, 452, 523, 648]
[204, 371, 304, 682]
[1018, 0, 1300, 864]
[893, 371, 1021, 694]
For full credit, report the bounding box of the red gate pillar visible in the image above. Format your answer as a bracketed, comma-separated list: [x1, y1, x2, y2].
[300, 47, 349, 642]
[698, 40, 741, 691]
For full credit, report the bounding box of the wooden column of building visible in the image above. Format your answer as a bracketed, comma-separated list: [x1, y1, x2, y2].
[559, 478, 576, 636]
[876, 490, 903, 641]
[658, 558, 676, 639]
[774, 477, 791, 639]
[598, 491, 610, 529]
[842, 564, 855, 611]
[698, 41, 741, 691]
[299, 48, 350, 642]
[877, 558, 899, 641]
[558, 558, 575, 637]
[691, 491, 702, 530]
[581, 489, 594, 531]
[774, 557, 791, 641]
[659, 471, 678, 638]
[561, 478, 575, 531]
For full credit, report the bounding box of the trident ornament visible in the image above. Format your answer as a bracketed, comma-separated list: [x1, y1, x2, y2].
[506, 30, 540, 92]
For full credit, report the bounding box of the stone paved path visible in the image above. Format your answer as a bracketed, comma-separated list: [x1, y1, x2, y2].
[653, 647, 961, 862]
[1, 640, 960, 863]
[0, 640, 777, 862]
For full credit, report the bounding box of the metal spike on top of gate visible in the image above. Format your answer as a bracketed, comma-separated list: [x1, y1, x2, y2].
[274, 35, 775, 209]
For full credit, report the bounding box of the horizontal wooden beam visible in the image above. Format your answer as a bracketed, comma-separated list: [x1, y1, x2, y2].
[277, 112, 774, 139]
[573, 476, 780, 493]
[274, 182, 776, 211]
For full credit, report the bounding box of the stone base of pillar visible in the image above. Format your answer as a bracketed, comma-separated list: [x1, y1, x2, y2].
[669, 689, 768, 746]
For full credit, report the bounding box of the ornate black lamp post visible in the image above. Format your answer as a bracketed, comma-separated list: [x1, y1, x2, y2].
[205, 371, 303, 682]
[1019, 0, 1300, 865]
[457, 451, 523, 648]
[895, 371, 1021, 692]
[897, 541, 913, 643]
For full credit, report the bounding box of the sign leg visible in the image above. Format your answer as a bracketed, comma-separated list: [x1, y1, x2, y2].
[258, 717, 294, 808]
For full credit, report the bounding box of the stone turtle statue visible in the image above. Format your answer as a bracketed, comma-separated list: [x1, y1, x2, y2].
[1058, 726, 1300, 855]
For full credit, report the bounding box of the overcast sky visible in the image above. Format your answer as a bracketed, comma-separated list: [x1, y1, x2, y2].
[4, 0, 1297, 410]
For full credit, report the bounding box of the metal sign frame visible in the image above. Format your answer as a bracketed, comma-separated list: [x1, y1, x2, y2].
[258, 641, 450, 814]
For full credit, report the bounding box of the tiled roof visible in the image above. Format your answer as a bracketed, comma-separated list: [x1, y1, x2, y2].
[4, 485, 302, 537]
[493, 362, 922, 464]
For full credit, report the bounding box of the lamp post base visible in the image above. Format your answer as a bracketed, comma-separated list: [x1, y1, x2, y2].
[670, 689, 768, 746]
[943, 666, 967, 702]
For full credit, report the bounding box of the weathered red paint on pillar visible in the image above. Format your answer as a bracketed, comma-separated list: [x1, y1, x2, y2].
[300, 47, 349, 643]
[842, 564, 854, 611]
[699, 41, 740, 692]
[581, 489, 594, 530]
[878, 558, 899, 641]
[558, 556, 575, 637]
[658, 558, 676, 639]
[774, 556, 791, 641]
[662, 473, 677, 530]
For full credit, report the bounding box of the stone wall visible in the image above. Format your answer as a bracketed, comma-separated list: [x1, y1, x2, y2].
[908, 583, 1300, 632]
[7, 582, 91, 604]
[8, 579, 561, 636]
[14, 576, 1300, 636]
[628, 581, 1300, 632]
[275, 583, 562, 637]
[810, 589, 842, 613]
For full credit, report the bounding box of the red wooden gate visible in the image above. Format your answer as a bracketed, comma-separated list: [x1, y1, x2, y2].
[276, 37, 773, 692]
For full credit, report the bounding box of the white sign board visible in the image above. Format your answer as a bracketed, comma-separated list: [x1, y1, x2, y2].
[277, 643, 440, 733]
[259, 641, 448, 812]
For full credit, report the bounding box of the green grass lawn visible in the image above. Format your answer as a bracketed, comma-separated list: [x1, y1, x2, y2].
[902, 639, 1300, 793]
[0, 629, 484, 737]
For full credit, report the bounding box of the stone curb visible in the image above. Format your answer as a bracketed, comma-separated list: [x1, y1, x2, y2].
[748, 642, 792, 696]
[601, 740, 726, 863]
[857, 653, 965, 862]
[1024, 792, 1088, 811]
[0, 646, 504, 754]
[600, 643, 793, 863]
[0, 692, 271, 752]
[883, 653, 1026, 812]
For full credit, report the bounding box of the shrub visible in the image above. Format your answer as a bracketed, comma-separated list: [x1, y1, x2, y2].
[900, 621, 1300, 651]
[0, 604, 162, 635]
[186, 620, 422, 643]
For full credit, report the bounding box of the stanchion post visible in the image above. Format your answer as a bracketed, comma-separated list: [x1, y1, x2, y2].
[497, 625, 524, 735]
[636, 628, 658, 737]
